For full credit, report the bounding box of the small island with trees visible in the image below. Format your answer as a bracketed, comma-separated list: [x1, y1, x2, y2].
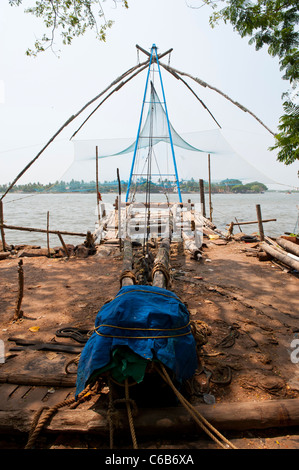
[0, 178, 268, 194]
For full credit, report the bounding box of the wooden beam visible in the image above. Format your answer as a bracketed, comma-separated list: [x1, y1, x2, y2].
[46, 211, 50, 256]
[199, 179, 206, 218]
[136, 44, 173, 61]
[276, 237, 299, 257]
[256, 204, 265, 241]
[13, 260, 24, 321]
[1, 398, 299, 434]
[208, 154, 212, 222]
[0, 372, 76, 388]
[57, 232, 70, 258]
[0, 223, 86, 238]
[0, 201, 7, 252]
[261, 242, 299, 271]
[152, 238, 170, 288]
[182, 233, 202, 260]
[96, 146, 100, 225]
[120, 239, 135, 286]
[229, 218, 277, 226]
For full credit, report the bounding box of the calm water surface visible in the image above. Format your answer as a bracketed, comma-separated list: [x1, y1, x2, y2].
[1, 191, 299, 247]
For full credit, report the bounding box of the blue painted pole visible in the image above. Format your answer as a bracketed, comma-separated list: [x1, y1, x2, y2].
[125, 47, 155, 202]
[154, 47, 182, 202]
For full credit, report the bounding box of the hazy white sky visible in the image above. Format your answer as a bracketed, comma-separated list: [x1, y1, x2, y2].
[0, 0, 298, 189]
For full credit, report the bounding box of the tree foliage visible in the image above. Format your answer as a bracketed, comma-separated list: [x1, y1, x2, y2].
[9, 0, 129, 56]
[196, 0, 299, 166]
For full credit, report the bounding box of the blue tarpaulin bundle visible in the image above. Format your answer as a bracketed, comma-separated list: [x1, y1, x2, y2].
[75, 285, 198, 397]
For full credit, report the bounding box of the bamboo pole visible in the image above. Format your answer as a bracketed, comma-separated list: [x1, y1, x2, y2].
[228, 218, 276, 226]
[256, 204, 265, 241]
[159, 62, 275, 136]
[208, 154, 212, 222]
[0, 223, 86, 237]
[117, 168, 122, 251]
[199, 179, 206, 218]
[0, 200, 7, 252]
[0, 59, 156, 200]
[46, 211, 50, 256]
[57, 232, 70, 258]
[96, 146, 100, 225]
[71, 48, 175, 140]
[261, 242, 299, 271]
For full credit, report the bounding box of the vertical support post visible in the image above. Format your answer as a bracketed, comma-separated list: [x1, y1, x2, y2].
[199, 179, 206, 218]
[47, 211, 50, 256]
[13, 260, 24, 321]
[96, 146, 101, 224]
[117, 168, 122, 251]
[0, 200, 6, 252]
[208, 154, 213, 222]
[256, 204, 264, 241]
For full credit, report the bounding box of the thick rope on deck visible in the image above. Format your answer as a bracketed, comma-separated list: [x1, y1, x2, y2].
[107, 377, 138, 450]
[151, 262, 171, 288]
[24, 383, 98, 449]
[119, 269, 137, 286]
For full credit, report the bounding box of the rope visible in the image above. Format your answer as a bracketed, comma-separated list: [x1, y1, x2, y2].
[24, 383, 97, 449]
[107, 377, 138, 449]
[94, 320, 192, 340]
[154, 362, 237, 450]
[190, 319, 212, 365]
[119, 269, 137, 286]
[108, 378, 115, 449]
[151, 262, 171, 288]
[65, 354, 81, 374]
[125, 378, 138, 449]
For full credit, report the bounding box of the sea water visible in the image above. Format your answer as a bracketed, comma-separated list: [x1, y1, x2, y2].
[1, 191, 298, 247]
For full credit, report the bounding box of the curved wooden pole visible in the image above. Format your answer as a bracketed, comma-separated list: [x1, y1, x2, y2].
[0, 59, 150, 201]
[160, 62, 275, 136]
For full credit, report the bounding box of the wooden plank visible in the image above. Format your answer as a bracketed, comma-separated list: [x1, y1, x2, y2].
[0, 372, 77, 388]
[1, 398, 299, 434]
[2, 385, 32, 410]
[20, 386, 50, 409]
[0, 384, 74, 411]
[0, 384, 19, 410]
[41, 388, 74, 407]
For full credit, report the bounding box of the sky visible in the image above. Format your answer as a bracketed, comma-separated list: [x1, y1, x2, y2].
[0, 0, 298, 190]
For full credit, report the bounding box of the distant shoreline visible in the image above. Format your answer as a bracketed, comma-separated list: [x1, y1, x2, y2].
[1, 189, 298, 196]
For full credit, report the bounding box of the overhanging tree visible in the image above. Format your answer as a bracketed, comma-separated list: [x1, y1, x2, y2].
[196, 0, 299, 165]
[9, 0, 298, 167]
[9, 0, 128, 56]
